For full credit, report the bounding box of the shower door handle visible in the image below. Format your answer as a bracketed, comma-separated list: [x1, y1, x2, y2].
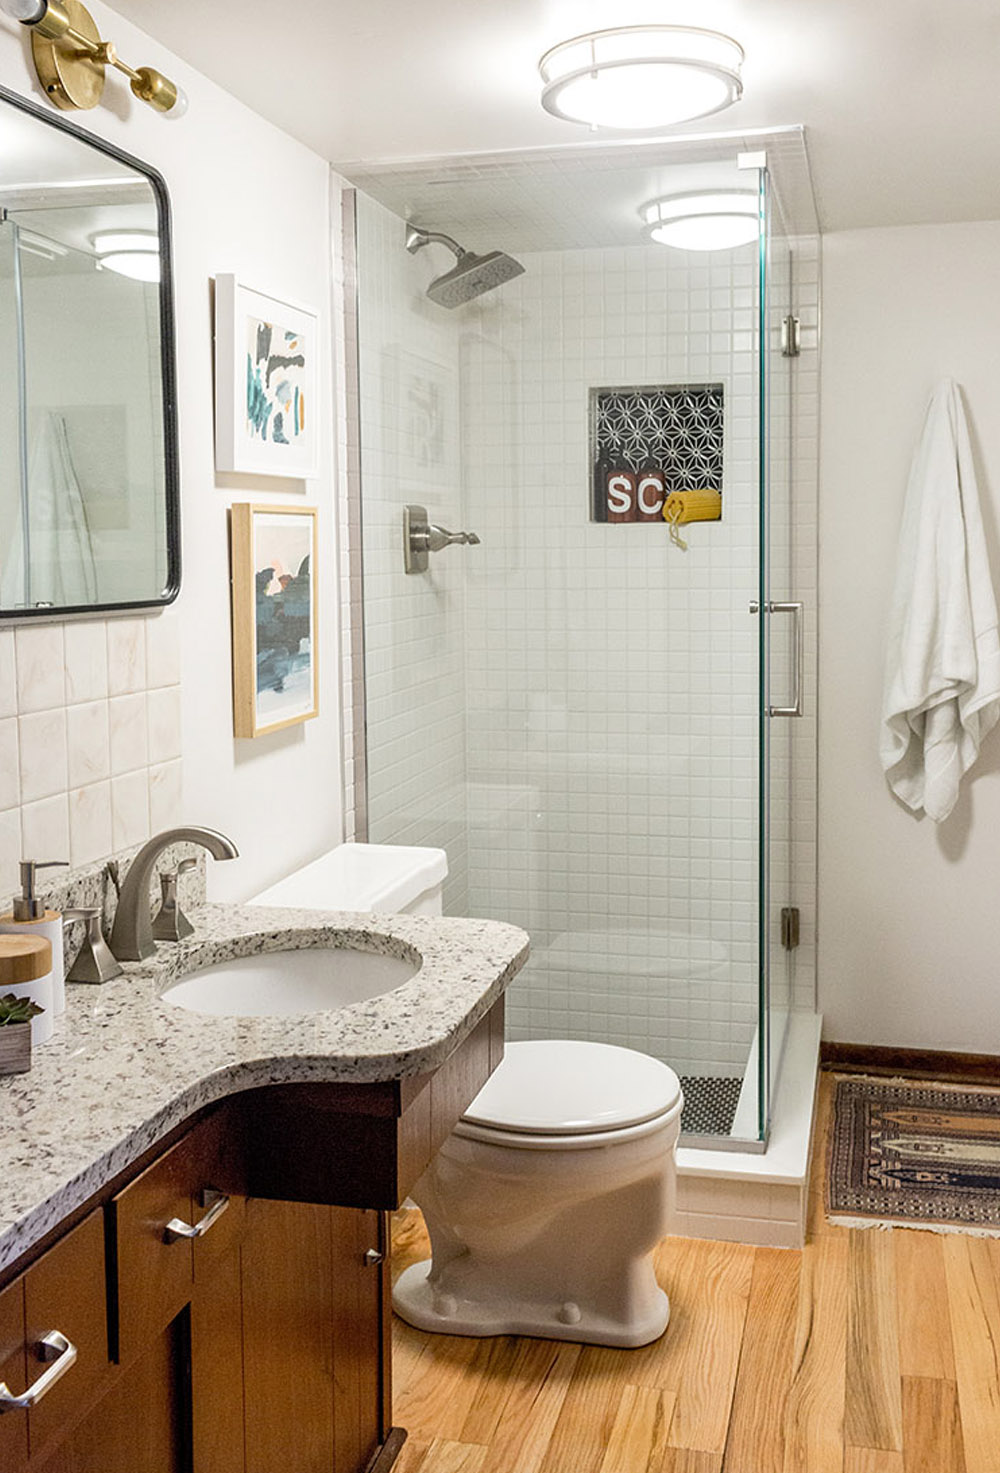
[749, 600, 803, 717]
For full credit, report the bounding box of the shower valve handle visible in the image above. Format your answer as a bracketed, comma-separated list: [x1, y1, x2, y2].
[404, 504, 480, 573]
[426, 523, 481, 552]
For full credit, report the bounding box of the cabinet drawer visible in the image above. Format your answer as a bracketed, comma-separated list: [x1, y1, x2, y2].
[114, 1111, 245, 1365]
[24, 1210, 109, 1455]
[0, 1275, 28, 1470]
[0, 1211, 110, 1467]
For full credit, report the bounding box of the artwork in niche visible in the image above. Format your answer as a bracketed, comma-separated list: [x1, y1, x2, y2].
[230, 503, 318, 738]
[590, 383, 724, 524]
[214, 275, 319, 478]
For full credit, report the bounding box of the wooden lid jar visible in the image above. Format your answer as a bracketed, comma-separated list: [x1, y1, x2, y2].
[0, 935, 54, 1045]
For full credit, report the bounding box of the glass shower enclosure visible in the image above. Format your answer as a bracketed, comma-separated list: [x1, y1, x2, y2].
[345, 134, 813, 1146]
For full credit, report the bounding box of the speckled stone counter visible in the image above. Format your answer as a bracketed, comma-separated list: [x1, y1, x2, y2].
[0, 903, 529, 1272]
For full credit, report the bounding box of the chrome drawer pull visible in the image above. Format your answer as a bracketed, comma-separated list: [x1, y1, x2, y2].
[0, 1331, 77, 1411]
[164, 1189, 230, 1243]
[363, 1248, 384, 1267]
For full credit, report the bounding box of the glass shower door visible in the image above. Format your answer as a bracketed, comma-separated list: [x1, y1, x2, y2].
[758, 164, 797, 1139]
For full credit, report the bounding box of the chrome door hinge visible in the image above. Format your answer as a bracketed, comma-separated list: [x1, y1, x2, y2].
[781, 315, 801, 357]
[780, 906, 800, 951]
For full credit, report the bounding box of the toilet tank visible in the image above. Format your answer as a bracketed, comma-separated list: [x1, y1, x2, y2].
[248, 843, 448, 917]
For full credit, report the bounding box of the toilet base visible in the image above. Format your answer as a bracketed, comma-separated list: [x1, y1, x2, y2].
[392, 1259, 671, 1349]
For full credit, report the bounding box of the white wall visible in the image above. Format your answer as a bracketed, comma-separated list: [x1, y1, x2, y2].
[0, 4, 343, 901]
[818, 221, 1000, 1052]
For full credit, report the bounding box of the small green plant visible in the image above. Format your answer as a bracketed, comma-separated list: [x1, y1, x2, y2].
[0, 993, 44, 1026]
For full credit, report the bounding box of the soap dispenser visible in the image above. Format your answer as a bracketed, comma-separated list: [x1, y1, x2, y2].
[0, 861, 68, 1016]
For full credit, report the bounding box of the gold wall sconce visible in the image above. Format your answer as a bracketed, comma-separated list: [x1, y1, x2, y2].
[0, 0, 187, 116]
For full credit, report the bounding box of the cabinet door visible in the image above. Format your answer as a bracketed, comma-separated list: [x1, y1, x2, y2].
[0, 1274, 28, 1470]
[331, 1207, 385, 1473]
[23, 1210, 110, 1459]
[30, 1320, 185, 1473]
[242, 1198, 335, 1473]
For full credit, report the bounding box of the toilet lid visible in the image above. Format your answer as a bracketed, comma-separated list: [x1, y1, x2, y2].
[461, 1040, 683, 1136]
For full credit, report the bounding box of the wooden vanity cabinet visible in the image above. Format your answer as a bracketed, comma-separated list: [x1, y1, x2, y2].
[1, 995, 504, 1473]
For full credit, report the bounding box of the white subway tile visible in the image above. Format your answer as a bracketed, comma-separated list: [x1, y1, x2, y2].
[66, 701, 110, 789]
[69, 781, 113, 868]
[18, 709, 68, 804]
[146, 687, 182, 765]
[107, 618, 147, 696]
[64, 621, 110, 705]
[111, 770, 149, 850]
[20, 793, 70, 863]
[109, 693, 149, 776]
[15, 625, 65, 713]
[148, 759, 183, 832]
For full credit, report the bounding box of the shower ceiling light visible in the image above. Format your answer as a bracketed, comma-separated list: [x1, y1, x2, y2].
[93, 230, 160, 282]
[641, 192, 760, 251]
[538, 26, 743, 131]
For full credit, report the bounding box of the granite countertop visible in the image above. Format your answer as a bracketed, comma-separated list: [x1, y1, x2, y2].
[0, 902, 529, 1272]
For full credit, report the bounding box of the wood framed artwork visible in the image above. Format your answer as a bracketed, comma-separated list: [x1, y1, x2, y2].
[230, 503, 318, 738]
[214, 275, 319, 478]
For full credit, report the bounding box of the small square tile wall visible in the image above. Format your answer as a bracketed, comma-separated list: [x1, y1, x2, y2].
[0, 610, 183, 900]
[345, 186, 820, 1093]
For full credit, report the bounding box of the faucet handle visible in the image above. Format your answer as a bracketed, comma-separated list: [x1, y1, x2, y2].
[152, 859, 197, 943]
[64, 907, 123, 985]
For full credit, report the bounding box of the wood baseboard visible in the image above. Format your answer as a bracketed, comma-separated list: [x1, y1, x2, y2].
[365, 1428, 407, 1473]
[821, 1040, 1000, 1086]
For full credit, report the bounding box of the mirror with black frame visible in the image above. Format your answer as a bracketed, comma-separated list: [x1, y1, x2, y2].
[0, 83, 178, 617]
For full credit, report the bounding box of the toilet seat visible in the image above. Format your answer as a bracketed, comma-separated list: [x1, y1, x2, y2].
[455, 1039, 683, 1150]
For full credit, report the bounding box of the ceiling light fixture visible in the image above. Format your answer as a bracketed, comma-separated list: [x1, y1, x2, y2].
[92, 229, 160, 282]
[641, 192, 760, 251]
[0, 0, 187, 117]
[539, 25, 743, 132]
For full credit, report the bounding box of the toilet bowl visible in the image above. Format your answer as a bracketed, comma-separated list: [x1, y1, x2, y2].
[393, 1038, 683, 1347]
[249, 843, 683, 1348]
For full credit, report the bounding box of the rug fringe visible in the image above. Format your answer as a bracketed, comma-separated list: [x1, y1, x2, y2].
[827, 1213, 1000, 1239]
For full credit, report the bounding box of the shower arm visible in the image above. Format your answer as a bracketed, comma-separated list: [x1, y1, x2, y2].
[405, 226, 467, 261]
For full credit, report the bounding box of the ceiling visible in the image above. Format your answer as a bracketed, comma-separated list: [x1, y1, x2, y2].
[108, 0, 1000, 233]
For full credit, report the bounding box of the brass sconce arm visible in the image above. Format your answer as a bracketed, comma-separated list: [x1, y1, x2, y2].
[0, 0, 187, 116]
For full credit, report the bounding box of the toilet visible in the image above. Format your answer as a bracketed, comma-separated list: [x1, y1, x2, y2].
[394, 1039, 683, 1347]
[249, 843, 683, 1349]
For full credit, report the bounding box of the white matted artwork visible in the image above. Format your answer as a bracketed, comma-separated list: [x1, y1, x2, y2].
[215, 275, 319, 478]
[230, 503, 318, 738]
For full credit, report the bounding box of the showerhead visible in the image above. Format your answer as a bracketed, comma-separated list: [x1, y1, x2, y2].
[405, 224, 525, 308]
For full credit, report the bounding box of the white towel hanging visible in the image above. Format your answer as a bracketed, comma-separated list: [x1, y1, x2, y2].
[879, 379, 1000, 821]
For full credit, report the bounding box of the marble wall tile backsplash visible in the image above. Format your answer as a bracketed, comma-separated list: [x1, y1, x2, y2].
[0, 611, 183, 894]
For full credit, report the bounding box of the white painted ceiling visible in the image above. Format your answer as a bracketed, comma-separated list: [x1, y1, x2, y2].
[109, 0, 1000, 233]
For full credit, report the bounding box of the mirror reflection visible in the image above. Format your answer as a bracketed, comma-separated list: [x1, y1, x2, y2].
[0, 88, 177, 616]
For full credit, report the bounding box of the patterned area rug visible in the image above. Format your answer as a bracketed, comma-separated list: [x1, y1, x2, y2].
[828, 1076, 1000, 1232]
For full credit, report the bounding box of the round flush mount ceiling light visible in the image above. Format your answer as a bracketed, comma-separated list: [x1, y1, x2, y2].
[538, 26, 744, 131]
[641, 192, 759, 251]
[92, 230, 160, 282]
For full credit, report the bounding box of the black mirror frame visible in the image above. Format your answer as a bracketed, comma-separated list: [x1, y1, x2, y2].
[0, 80, 180, 620]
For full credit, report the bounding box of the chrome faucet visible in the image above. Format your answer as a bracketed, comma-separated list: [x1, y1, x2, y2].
[108, 827, 239, 962]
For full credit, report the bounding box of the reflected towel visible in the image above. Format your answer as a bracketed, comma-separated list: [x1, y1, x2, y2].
[879, 379, 1000, 821]
[28, 412, 97, 607]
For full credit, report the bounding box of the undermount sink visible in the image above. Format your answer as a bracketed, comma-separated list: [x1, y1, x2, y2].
[161, 945, 420, 1018]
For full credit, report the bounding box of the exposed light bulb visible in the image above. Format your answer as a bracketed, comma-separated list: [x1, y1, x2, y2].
[0, 0, 47, 21]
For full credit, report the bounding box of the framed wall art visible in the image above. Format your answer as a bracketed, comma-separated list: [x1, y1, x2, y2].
[215, 274, 319, 478]
[230, 503, 318, 738]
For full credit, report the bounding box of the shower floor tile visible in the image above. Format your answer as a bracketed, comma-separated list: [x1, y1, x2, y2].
[679, 1074, 743, 1136]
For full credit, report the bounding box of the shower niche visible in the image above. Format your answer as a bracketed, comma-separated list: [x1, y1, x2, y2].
[590, 381, 724, 524]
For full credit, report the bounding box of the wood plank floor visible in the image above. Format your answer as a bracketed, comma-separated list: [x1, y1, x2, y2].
[390, 1071, 1000, 1472]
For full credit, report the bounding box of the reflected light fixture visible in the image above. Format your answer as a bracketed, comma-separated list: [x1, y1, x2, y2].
[539, 26, 743, 131]
[0, 0, 187, 117]
[93, 230, 160, 282]
[641, 192, 760, 251]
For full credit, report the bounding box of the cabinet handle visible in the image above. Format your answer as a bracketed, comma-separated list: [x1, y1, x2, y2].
[363, 1249, 384, 1267]
[0, 1331, 77, 1412]
[164, 1189, 230, 1243]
